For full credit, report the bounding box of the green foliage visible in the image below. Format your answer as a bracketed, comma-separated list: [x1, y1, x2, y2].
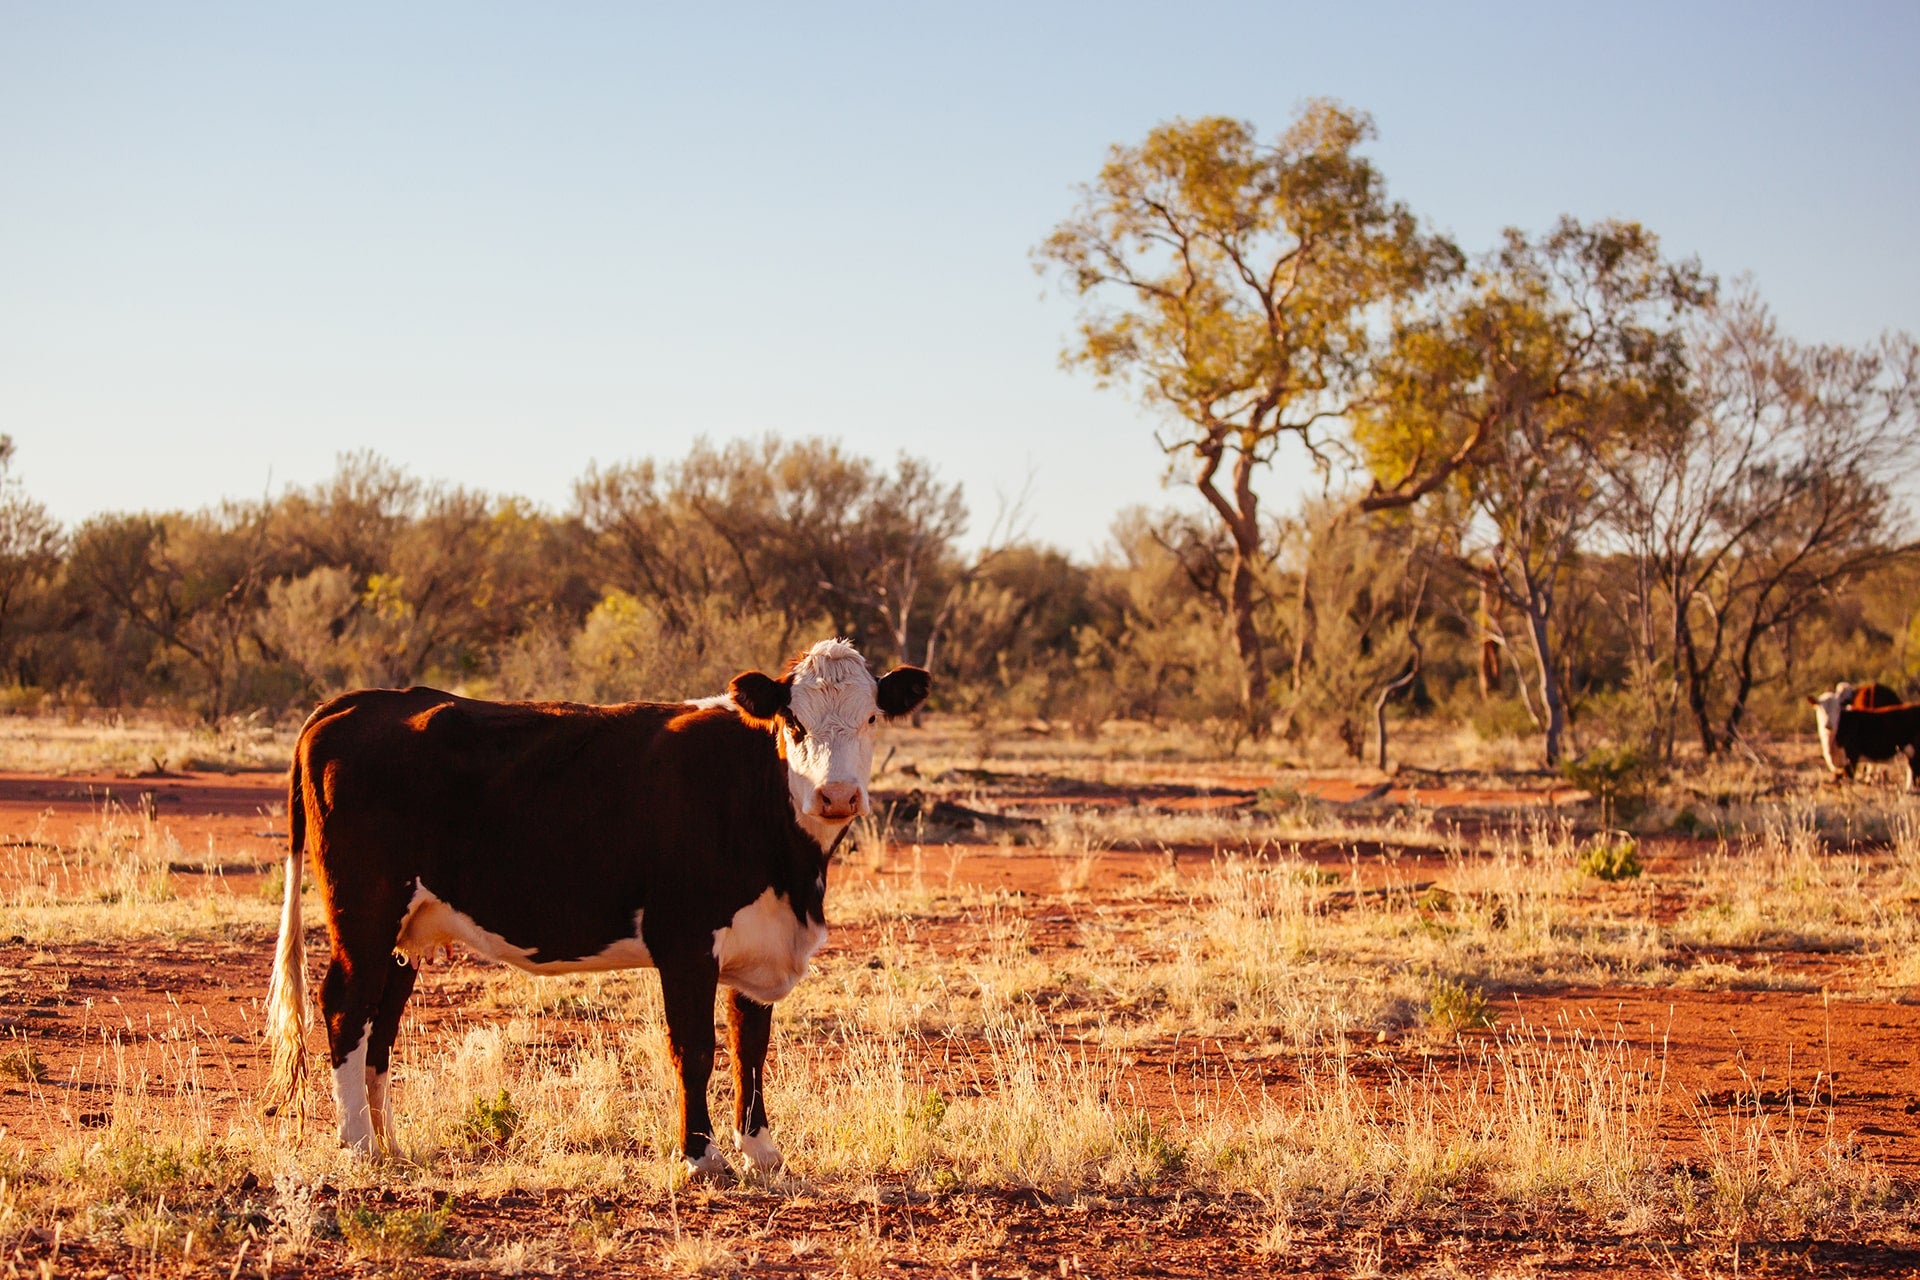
[1561, 745, 1655, 827]
[1578, 835, 1644, 881]
[907, 1088, 949, 1132]
[1119, 1110, 1188, 1181]
[461, 1088, 521, 1149]
[82, 1136, 237, 1204]
[1425, 978, 1496, 1033]
[563, 590, 788, 703]
[1039, 104, 1460, 732]
[1060, 509, 1246, 731]
[0, 685, 45, 715]
[1468, 695, 1539, 742]
[257, 861, 312, 903]
[0, 1046, 48, 1082]
[337, 1203, 451, 1260]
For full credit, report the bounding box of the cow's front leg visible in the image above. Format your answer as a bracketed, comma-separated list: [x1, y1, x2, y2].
[659, 956, 727, 1180]
[725, 988, 781, 1173]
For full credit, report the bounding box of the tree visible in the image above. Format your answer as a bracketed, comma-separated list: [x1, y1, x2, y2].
[1678, 303, 1916, 749]
[66, 501, 288, 718]
[1039, 104, 1457, 735]
[1276, 499, 1439, 761]
[1356, 219, 1707, 764]
[0, 437, 62, 685]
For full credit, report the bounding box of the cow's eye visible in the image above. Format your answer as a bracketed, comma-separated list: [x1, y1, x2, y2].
[868, 713, 879, 726]
[786, 716, 807, 743]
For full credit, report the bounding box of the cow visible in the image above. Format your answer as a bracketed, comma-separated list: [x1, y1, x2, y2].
[261, 638, 931, 1177]
[1825, 703, 1920, 792]
[1806, 681, 1906, 780]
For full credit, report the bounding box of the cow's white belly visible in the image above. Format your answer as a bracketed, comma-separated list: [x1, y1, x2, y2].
[712, 888, 826, 1003]
[394, 883, 654, 974]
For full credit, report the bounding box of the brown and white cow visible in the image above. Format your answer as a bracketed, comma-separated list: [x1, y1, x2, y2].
[1818, 701, 1920, 792]
[1806, 681, 1905, 780]
[263, 639, 930, 1176]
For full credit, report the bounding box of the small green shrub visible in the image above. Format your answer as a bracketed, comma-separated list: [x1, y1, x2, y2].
[1469, 696, 1539, 742]
[907, 1088, 948, 1131]
[1426, 978, 1496, 1032]
[0, 1047, 48, 1083]
[103, 1140, 191, 1202]
[257, 861, 313, 902]
[461, 1088, 520, 1148]
[338, 1204, 450, 1260]
[1561, 745, 1655, 827]
[0, 685, 45, 716]
[1578, 834, 1643, 881]
[1119, 1111, 1187, 1181]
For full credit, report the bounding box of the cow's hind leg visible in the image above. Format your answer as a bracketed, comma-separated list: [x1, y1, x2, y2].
[726, 989, 781, 1173]
[318, 902, 409, 1154]
[319, 952, 385, 1152]
[365, 960, 419, 1156]
[659, 956, 726, 1180]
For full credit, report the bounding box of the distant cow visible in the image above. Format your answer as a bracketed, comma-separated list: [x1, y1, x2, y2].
[1806, 682, 1907, 780]
[263, 639, 930, 1176]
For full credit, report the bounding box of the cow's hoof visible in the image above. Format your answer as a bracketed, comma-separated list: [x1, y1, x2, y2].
[682, 1148, 733, 1183]
[735, 1127, 783, 1175]
[337, 1130, 380, 1159]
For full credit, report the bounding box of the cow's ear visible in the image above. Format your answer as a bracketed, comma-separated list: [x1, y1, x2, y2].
[1805, 694, 1819, 706]
[876, 666, 932, 719]
[730, 671, 791, 724]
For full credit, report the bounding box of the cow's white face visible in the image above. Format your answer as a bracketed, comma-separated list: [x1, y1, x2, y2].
[1808, 683, 1855, 776]
[728, 639, 931, 850]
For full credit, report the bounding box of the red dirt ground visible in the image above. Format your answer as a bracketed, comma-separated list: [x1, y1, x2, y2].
[1, 768, 1916, 1277]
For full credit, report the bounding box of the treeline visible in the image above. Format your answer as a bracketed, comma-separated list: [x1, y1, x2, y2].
[0, 428, 1911, 765]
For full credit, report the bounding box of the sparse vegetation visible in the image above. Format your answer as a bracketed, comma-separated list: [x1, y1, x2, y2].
[336, 1202, 451, 1260]
[1425, 977, 1497, 1032]
[1578, 832, 1644, 881]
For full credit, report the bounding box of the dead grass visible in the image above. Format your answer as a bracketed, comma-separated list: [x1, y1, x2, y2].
[0, 711, 293, 776]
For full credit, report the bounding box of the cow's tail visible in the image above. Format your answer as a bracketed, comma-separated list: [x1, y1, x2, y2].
[263, 752, 310, 1117]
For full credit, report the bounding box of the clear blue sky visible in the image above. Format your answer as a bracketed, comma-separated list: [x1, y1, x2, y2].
[3, 3, 1915, 555]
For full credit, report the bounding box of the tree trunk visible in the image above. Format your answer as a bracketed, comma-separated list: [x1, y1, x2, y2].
[1476, 565, 1500, 699]
[1722, 606, 1771, 746]
[1227, 541, 1267, 737]
[1374, 660, 1419, 771]
[1520, 596, 1567, 766]
[1675, 612, 1718, 755]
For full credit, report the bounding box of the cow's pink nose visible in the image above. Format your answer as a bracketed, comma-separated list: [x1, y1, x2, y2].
[816, 783, 862, 818]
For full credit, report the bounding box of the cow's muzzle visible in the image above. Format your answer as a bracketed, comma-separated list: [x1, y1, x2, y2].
[815, 782, 863, 820]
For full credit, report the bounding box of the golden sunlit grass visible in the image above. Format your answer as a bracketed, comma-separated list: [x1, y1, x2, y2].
[0, 710, 294, 776]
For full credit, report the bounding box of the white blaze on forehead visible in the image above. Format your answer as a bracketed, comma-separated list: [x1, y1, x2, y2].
[781, 639, 884, 839]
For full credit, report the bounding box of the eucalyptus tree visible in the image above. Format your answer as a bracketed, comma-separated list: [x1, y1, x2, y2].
[1679, 305, 1915, 749]
[1356, 218, 1708, 765]
[1038, 103, 1458, 735]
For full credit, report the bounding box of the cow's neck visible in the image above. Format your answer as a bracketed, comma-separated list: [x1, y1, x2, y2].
[796, 812, 853, 854]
